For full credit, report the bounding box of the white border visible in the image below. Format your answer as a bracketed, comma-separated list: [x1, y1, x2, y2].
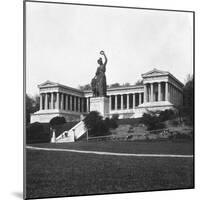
[0, 0, 198, 200]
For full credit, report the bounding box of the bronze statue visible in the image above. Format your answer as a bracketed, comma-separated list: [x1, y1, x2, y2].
[91, 51, 108, 97]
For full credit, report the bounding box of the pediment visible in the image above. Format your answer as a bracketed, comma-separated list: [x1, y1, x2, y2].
[142, 68, 168, 77]
[38, 80, 58, 88]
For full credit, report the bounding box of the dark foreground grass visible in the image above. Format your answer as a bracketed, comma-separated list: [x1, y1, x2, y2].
[26, 141, 194, 199]
[30, 140, 194, 155]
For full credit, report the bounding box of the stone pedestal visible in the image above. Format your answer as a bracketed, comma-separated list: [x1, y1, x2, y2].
[90, 97, 109, 118]
[51, 130, 56, 143]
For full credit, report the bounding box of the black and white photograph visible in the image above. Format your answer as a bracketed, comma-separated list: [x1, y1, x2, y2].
[24, 1, 194, 199]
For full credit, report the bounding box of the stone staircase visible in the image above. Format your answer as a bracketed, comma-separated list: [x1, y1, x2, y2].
[52, 120, 87, 143]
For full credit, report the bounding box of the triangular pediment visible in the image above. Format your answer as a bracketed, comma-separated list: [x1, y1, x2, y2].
[38, 80, 59, 88]
[142, 68, 168, 77]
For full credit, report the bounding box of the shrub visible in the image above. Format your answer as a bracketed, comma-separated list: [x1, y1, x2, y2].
[112, 114, 119, 121]
[159, 109, 175, 122]
[109, 115, 119, 129]
[84, 111, 105, 136]
[171, 120, 179, 126]
[49, 116, 66, 127]
[84, 111, 117, 137]
[140, 113, 165, 131]
[26, 122, 51, 144]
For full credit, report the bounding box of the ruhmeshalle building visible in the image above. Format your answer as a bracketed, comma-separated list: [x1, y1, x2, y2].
[31, 68, 184, 123]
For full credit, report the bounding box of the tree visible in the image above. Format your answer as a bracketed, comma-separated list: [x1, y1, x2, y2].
[84, 111, 110, 136]
[49, 116, 66, 128]
[26, 122, 51, 144]
[183, 74, 194, 124]
[135, 79, 143, 86]
[109, 83, 120, 88]
[140, 112, 165, 131]
[123, 82, 130, 87]
[79, 84, 92, 91]
[26, 94, 40, 124]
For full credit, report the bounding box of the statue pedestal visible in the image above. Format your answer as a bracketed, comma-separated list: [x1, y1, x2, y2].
[90, 97, 109, 118]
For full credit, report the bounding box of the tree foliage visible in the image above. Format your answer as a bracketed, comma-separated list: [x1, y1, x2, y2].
[49, 116, 66, 127]
[140, 111, 165, 131]
[26, 94, 40, 124]
[134, 79, 143, 86]
[175, 75, 194, 125]
[26, 122, 51, 144]
[79, 84, 92, 91]
[159, 109, 175, 122]
[183, 75, 194, 123]
[123, 82, 130, 87]
[83, 111, 118, 136]
[109, 83, 121, 88]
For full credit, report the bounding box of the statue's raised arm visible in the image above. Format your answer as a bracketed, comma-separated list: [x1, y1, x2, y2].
[100, 50, 108, 67]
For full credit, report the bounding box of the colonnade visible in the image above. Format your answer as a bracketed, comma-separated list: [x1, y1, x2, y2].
[143, 81, 183, 105]
[40, 92, 87, 113]
[109, 93, 144, 111]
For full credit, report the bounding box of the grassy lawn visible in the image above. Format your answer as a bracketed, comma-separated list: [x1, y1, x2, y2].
[26, 141, 194, 199]
[30, 140, 194, 155]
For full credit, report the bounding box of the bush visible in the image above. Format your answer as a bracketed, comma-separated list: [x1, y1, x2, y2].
[140, 113, 165, 131]
[109, 115, 119, 129]
[171, 120, 179, 126]
[159, 109, 175, 122]
[26, 122, 51, 144]
[49, 116, 66, 127]
[111, 114, 119, 121]
[84, 111, 118, 137]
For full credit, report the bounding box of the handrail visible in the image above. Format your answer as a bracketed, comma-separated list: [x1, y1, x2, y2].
[56, 120, 87, 142]
[56, 130, 68, 140]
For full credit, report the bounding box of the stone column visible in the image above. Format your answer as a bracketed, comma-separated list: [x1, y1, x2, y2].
[69, 95, 72, 111]
[139, 93, 141, 105]
[133, 93, 135, 108]
[80, 98, 83, 112]
[82, 98, 85, 112]
[115, 95, 117, 110]
[175, 88, 178, 105]
[150, 83, 153, 102]
[45, 93, 48, 110]
[168, 84, 171, 103]
[144, 84, 147, 103]
[87, 97, 90, 112]
[165, 82, 168, 101]
[40, 94, 43, 110]
[109, 96, 112, 111]
[170, 86, 173, 104]
[74, 96, 77, 112]
[56, 92, 59, 109]
[51, 93, 54, 109]
[158, 82, 161, 101]
[66, 95, 68, 110]
[127, 94, 129, 109]
[121, 95, 123, 110]
[174, 88, 176, 105]
[78, 97, 80, 112]
[60, 93, 64, 110]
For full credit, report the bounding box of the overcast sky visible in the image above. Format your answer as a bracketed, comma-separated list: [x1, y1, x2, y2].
[26, 2, 193, 96]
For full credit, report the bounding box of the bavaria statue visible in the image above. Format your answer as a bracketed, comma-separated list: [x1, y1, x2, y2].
[91, 50, 108, 97]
